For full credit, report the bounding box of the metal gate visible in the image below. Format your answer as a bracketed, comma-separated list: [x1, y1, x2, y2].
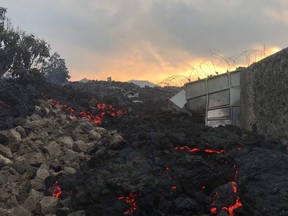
[184, 70, 241, 127]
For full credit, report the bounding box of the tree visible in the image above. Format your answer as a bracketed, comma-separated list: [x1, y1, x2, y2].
[0, 7, 6, 31]
[45, 52, 70, 85]
[0, 7, 50, 78]
[12, 32, 50, 75]
[0, 7, 7, 75]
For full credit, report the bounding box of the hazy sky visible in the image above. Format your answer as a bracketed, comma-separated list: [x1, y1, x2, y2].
[2, 0, 287, 83]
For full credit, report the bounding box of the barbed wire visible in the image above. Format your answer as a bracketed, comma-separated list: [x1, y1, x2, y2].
[157, 46, 277, 87]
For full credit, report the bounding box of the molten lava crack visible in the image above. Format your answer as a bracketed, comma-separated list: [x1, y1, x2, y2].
[50, 99, 124, 125]
[165, 165, 177, 191]
[118, 193, 140, 215]
[175, 146, 226, 154]
[175, 145, 243, 216]
[50, 179, 62, 198]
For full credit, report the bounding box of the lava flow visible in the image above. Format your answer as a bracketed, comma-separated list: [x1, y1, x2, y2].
[209, 162, 243, 216]
[77, 111, 103, 125]
[165, 165, 177, 191]
[217, 165, 243, 216]
[175, 145, 243, 216]
[50, 99, 124, 125]
[51, 100, 74, 117]
[118, 193, 140, 215]
[175, 146, 226, 154]
[50, 179, 62, 198]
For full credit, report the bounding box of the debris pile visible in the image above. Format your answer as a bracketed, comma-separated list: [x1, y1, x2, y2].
[0, 99, 125, 215]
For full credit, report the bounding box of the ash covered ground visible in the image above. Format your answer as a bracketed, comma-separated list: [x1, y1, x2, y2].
[0, 79, 288, 216]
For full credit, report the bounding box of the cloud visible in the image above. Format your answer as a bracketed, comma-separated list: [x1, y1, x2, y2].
[2, 0, 288, 83]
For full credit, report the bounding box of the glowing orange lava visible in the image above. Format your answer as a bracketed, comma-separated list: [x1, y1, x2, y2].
[204, 149, 226, 154]
[50, 99, 124, 126]
[171, 185, 177, 190]
[222, 196, 243, 216]
[118, 193, 140, 215]
[176, 145, 242, 216]
[175, 146, 226, 154]
[165, 165, 177, 190]
[209, 169, 243, 216]
[50, 180, 62, 198]
[210, 207, 217, 214]
[175, 146, 200, 152]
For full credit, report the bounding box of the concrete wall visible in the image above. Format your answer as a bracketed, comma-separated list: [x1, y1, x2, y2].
[241, 47, 288, 143]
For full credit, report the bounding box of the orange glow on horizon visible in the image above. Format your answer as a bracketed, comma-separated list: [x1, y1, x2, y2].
[68, 46, 283, 86]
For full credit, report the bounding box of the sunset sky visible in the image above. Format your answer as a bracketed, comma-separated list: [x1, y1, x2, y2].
[2, 0, 287, 84]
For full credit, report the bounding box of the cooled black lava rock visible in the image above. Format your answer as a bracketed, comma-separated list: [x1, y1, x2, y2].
[1, 79, 288, 216]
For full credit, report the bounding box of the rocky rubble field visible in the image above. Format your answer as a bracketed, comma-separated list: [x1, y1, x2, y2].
[0, 79, 288, 216]
[0, 99, 126, 215]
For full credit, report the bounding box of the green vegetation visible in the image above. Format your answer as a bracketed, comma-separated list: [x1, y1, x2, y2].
[0, 7, 70, 84]
[45, 52, 70, 84]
